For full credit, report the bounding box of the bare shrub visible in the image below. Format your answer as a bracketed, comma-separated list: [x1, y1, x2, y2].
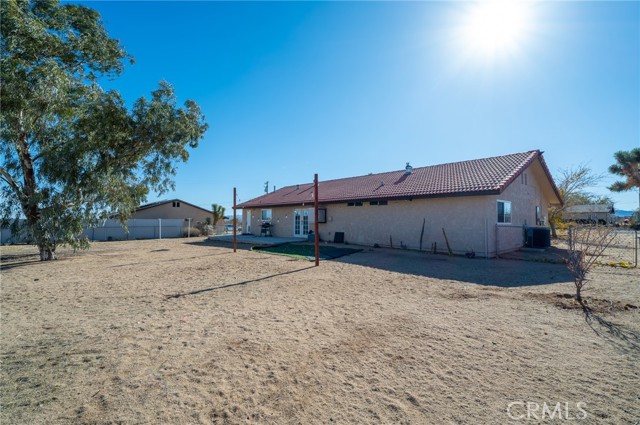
[184, 228, 201, 237]
[566, 225, 617, 303]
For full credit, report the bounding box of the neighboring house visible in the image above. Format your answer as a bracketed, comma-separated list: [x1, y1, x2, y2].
[563, 204, 614, 225]
[132, 199, 212, 224]
[237, 150, 562, 257]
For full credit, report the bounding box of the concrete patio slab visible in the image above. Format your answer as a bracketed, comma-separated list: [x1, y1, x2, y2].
[208, 234, 300, 246]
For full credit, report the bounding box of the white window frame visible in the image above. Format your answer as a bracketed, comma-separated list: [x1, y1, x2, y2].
[260, 209, 272, 222]
[497, 200, 512, 224]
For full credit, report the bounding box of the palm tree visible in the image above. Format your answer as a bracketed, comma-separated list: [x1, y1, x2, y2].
[608, 148, 640, 215]
[211, 204, 226, 225]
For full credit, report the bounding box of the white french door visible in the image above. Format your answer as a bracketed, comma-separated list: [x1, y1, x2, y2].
[293, 209, 310, 237]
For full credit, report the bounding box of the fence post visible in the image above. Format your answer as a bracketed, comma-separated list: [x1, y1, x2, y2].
[635, 229, 638, 268]
[159, 218, 162, 239]
[568, 225, 573, 251]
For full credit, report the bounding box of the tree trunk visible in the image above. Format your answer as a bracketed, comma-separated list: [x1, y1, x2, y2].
[15, 113, 57, 260]
[550, 222, 558, 239]
[39, 246, 56, 261]
[575, 284, 582, 304]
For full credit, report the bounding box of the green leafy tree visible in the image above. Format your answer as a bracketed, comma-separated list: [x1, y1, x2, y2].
[0, 0, 208, 260]
[608, 148, 640, 215]
[211, 204, 226, 225]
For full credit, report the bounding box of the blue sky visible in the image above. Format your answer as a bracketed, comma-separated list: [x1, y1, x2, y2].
[83, 1, 638, 212]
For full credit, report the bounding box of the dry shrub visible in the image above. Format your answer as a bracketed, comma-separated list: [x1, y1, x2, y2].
[566, 225, 617, 303]
[184, 228, 201, 237]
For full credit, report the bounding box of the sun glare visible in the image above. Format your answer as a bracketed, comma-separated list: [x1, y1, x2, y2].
[458, 0, 533, 60]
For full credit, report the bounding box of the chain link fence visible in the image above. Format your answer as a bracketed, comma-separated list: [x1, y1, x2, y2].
[555, 226, 639, 268]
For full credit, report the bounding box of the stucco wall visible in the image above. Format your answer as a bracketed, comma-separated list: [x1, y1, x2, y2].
[244, 206, 301, 238]
[132, 202, 211, 224]
[243, 162, 555, 257]
[490, 161, 551, 254]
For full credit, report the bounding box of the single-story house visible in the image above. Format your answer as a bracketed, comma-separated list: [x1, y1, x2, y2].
[132, 199, 213, 224]
[563, 204, 614, 225]
[237, 150, 562, 257]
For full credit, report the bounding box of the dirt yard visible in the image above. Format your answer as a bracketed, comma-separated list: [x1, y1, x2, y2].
[1, 238, 639, 424]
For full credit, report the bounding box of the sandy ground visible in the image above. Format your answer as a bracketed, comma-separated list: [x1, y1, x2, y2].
[1, 238, 639, 424]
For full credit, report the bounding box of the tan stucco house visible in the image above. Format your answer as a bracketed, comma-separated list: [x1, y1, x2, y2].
[237, 150, 562, 258]
[132, 199, 213, 224]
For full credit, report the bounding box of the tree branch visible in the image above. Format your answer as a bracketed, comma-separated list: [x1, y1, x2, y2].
[0, 166, 24, 199]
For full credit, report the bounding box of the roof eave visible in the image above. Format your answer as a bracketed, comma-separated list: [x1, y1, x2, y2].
[237, 189, 502, 209]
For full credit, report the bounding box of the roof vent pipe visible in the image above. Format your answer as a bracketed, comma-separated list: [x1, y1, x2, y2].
[405, 162, 413, 174]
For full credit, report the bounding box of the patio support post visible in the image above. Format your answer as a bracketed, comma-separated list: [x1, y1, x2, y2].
[314, 174, 319, 266]
[233, 187, 237, 253]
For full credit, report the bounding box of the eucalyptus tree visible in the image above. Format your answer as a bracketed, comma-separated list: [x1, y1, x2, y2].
[1, 0, 208, 260]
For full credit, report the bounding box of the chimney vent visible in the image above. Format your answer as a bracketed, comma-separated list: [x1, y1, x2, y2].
[405, 162, 413, 174]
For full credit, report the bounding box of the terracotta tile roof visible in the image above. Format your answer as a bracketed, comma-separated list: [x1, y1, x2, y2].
[237, 150, 561, 208]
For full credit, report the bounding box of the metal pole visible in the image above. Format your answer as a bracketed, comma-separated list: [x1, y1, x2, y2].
[159, 218, 162, 239]
[188, 218, 191, 238]
[233, 187, 237, 253]
[634, 230, 638, 267]
[314, 174, 319, 266]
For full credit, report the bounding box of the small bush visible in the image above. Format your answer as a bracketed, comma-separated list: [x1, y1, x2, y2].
[184, 228, 201, 237]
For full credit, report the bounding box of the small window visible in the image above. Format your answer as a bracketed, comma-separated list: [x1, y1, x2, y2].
[347, 202, 355, 207]
[177, 202, 180, 207]
[318, 208, 327, 223]
[261, 209, 272, 222]
[497, 200, 512, 224]
[370, 201, 379, 206]
[354, 201, 363, 207]
[172, 201, 180, 207]
[378, 200, 388, 206]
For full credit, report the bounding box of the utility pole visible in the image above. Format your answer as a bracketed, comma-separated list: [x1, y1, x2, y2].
[233, 187, 237, 253]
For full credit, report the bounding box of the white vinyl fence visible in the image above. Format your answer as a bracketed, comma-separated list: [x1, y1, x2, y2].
[1, 219, 187, 244]
[82, 219, 185, 241]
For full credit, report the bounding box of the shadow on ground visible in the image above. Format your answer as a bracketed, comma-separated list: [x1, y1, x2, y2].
[335, 247, 574, 287]
[165, 266, 315, 299]
[184, 239, 255, 251]
[584, 308, 640, 357]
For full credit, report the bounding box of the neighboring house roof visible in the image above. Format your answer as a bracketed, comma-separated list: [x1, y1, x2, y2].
[238, 150, 562, 208]
[136, 199, 213, 214]
[564, 204, 614, 214]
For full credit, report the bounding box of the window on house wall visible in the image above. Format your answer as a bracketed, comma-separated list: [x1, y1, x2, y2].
[347, 202, 355, 206]
[536, 206, 541, 225]
[354, 201, 363, 206]
[379, 200, 388, 205]
[261, 209, 272, 222]
[172, 201, 180, 207]
[497, 200, 512, 224]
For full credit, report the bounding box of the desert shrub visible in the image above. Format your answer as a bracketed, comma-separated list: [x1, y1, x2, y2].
[184, 228, 201, 237]
[566, 224, 616, 303]
[194, 221, 213, 235]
